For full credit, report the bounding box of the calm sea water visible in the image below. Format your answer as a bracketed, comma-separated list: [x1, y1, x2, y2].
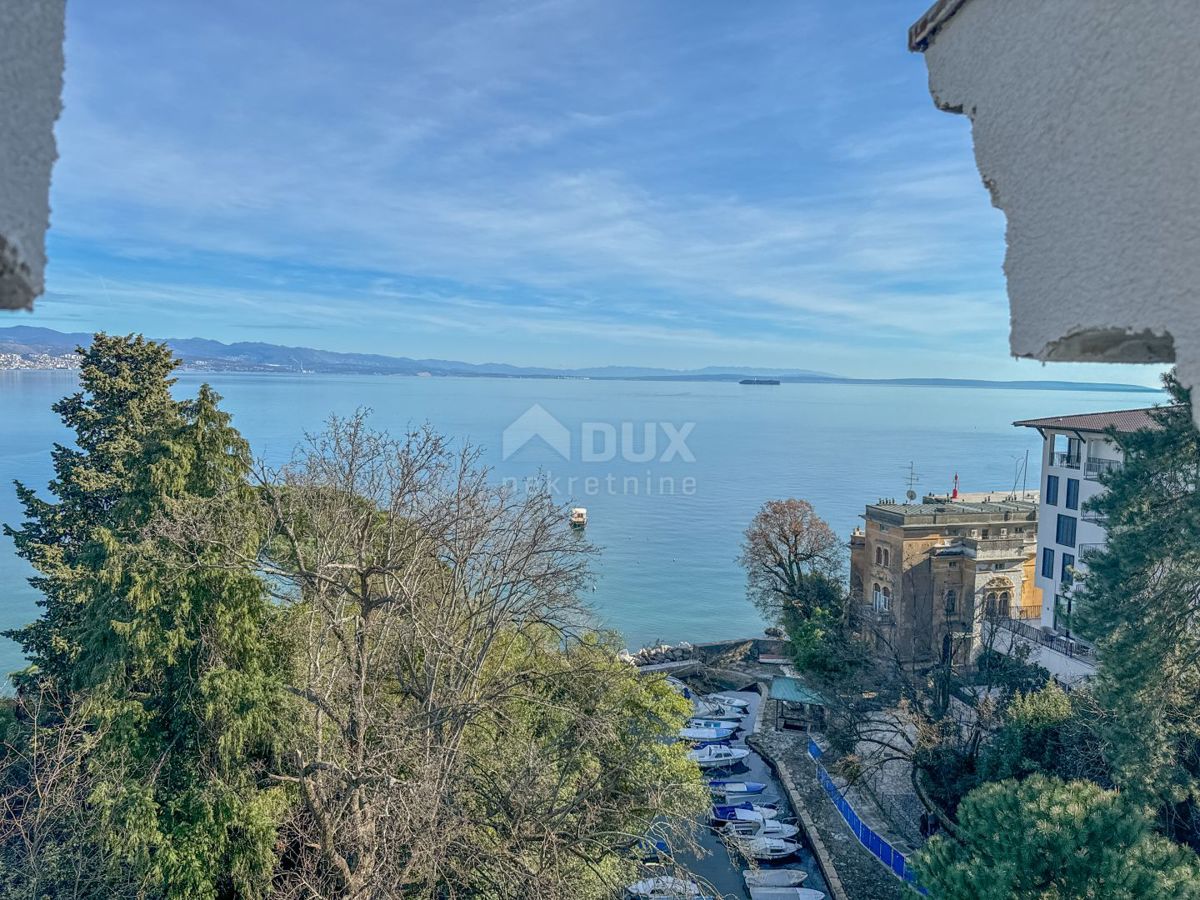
[0, 371, 1160, 683]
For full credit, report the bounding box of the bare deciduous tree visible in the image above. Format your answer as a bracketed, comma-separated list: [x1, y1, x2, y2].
[0, 688, 136, 899]
[739, 498, 843, 618]
[179, 414, 705, 899]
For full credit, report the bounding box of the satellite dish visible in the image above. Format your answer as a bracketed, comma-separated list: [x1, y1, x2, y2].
[906, 489, 917, 502]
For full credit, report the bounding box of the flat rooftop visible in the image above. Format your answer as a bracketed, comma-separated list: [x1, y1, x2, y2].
[865, 496, 1038, 528]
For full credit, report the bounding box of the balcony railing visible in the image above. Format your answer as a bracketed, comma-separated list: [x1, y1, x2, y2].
[994, 616, 1094, 661]
[1085, 457, 1121, 480]
[1078, 542, 1104, 557]
[1082, 509, 1107, 525]
[1052, 452, 1081, 469]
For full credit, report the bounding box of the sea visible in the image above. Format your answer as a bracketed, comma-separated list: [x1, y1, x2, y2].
[0, 370, 1162, 686]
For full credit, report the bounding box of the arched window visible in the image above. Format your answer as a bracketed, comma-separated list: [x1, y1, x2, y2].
[999, 590, 1011, 617]
[880, 586, 892, 611]
[872, 583, 882, 608]
[875, 547, 882, 565]
[945, 589, 957, 614]
[882, 548, 890, 567]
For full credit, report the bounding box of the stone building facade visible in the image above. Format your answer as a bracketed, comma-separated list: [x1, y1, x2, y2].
[849, 491, 1040, 668]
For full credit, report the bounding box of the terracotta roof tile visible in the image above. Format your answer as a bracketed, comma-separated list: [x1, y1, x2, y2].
[1012, 406, 1177, 434]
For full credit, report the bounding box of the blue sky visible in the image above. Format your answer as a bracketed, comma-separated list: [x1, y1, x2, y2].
[28, 1, 1162, 384]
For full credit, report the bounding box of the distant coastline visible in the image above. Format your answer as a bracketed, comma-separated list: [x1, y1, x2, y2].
[0, 326, 1161, 394]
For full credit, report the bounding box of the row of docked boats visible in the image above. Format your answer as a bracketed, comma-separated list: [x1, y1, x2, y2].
[627, 681, 822, 899]
[680, 692, 752, 768]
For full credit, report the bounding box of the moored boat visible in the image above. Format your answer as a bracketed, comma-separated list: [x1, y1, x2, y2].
[680, 725, 736, 742]
[707, 693, 750, 709]
[730, 837, 801, 861]
[688, 718, 740, 732]
[688, 745, 750, 769]
[692, 700, 743, 721]
[710, 802, 779, 824]
[746, 887, 824, 900]
[569, 507, 587, 528]
[743, 869, 808, 887]
[722, 818, 800, 841]
[708, 779, 767, 796]
[624, 875, 705, 898]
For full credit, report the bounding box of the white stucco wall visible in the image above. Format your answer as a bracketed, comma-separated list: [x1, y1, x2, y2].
[0, 2, 66, 310]
[915, 0, 1200, 423]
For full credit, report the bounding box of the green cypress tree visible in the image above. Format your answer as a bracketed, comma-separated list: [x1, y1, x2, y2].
[5, 336, 288, 899]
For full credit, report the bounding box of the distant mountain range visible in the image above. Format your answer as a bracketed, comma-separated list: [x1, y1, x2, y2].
[0, 326, 1161, 393]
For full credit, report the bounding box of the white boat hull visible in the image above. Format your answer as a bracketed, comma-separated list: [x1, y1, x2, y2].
[743, 869, 808, 887]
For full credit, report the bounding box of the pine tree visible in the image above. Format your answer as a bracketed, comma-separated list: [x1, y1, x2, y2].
[4, 336, 288, 899]
[1075, 375, 1200, 837]
[914, 774, 1200, 899]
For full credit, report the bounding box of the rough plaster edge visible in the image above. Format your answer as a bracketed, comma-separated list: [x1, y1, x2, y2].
[0, 235, 36, 311]
[1025, 326, 1176, 365]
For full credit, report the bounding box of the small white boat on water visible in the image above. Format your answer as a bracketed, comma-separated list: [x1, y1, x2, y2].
[709, 780, 767, 796]
[743, 870, 808, 887]
[688, 745, 750, 769]
[569, 507, 587, 528]
[692, 700, 743, 721]
[624, 876, 704, 898]
[731, 837, 801, 861]
[708, 693, 750, 709]
[747, 887, 824, 900]
[711, 802, 779, 824]
[723, 818, 801, 841]
[680, 726, 736, 742]
[688, 718, 740, 732]
[665, 676, 692, 699]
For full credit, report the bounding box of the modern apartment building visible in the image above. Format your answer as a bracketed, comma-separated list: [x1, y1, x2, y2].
[849, 491, 1040, 668]
[1014, 407, 1167, 633]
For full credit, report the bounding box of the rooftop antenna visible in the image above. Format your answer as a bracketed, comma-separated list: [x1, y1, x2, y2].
[905, 461, 920, 503]
[1010, 451, 1030, 499]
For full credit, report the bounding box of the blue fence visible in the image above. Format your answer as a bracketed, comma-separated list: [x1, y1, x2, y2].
[807, 737, 926, 893]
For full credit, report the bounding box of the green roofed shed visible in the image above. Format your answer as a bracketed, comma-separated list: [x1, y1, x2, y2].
[769, 676, 827, 705]
[769, 676, 827, 732]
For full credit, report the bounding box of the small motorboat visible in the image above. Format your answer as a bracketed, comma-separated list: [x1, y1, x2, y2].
[680, 726, 736, 742]
[711, 802, 779, 824]
[569, 507, 587, 528]
[730, 837, 801, 861]
[743, 869, 808, 887]
[722, 818, 800, 841]
[747, 888, 824, 900]
[708, 693, 751, 709]
[688, 745, 750, 769]
[627, 837, 672, 862]
[692, 700, 743, 721]
[688, 718, 740, 732]
[709, 780, 767, 796]
[665, 676, 692, 699]
[624, 876, 704, 898]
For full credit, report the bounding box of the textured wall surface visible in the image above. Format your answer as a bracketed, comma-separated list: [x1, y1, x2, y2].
[919, 0, 1200, 419]
[0, 2, 66, 310]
